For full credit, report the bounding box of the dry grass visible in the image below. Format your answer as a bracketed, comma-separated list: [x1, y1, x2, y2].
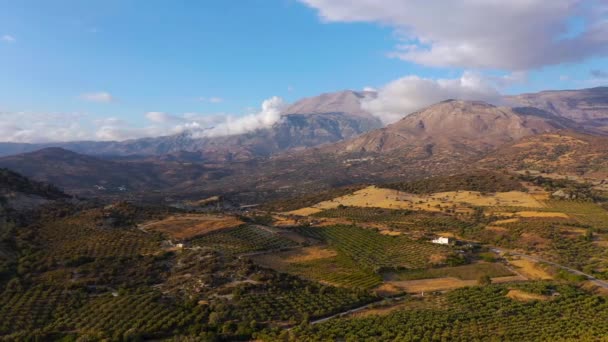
[493, 218, 520, 225]
[373, 283, 403, 296]
[379, 229, 402, 236]
[141, 214, 243, 239]
[251, 246, 337, 270]
[506, 289, 549, 302]
[510, 259, 553, 280]
[388, 275, 524, 293]
[287, 186, 545, 216]
[516, 211, 569, 218]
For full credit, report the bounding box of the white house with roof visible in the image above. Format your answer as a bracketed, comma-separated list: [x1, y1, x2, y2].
[431, 236, 454, 245]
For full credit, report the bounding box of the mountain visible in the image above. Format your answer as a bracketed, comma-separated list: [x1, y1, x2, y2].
[0, 100, 589, 204]
[177, 100, 573, 203]
[0, 90, 382, 159]
[326, 100, 568, 157]
[507, 86, 608, 129]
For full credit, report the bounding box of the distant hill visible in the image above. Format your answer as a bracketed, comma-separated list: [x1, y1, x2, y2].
[0, 147, 229, 197]
[507, 86, 608, 129]
[0, 90, 382, 160]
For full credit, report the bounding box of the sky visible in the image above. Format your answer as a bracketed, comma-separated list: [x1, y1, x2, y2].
[0, 0, 607, 142]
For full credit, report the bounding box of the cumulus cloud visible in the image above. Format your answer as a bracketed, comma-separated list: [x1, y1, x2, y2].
[0, 111, 90, 143]
[299, 0, 608, 70]
[0, 96, 287, 143]
[190, 96, 286, 137]
[1, 35, 15, 43]
[362, 72, 502, 124]
[81, 91, 114, 103]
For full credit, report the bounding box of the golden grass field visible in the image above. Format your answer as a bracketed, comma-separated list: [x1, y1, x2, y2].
[506, 289, 550, 302]
[287, 186, 546, 216]
[388, 275, 525, 293]
[251, 246, 337, 271]
[140, 214, 243, 239]
[509, 258, 553, 280]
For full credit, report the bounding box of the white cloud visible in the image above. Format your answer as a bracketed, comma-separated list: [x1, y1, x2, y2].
[362, 71, 502, 124]
[0, 111, 90, 143]
[1, 35, 15, 43]
[299, 0, 608, 70]
[363, 86, 377, 92]
[190, 96, 286, 137]
[81, 91, 114, 103]
[0, 95, 286, 143]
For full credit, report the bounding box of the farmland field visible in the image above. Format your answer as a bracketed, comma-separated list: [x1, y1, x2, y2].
[140, 214, 244, 239]
[387, 262, 514, 281]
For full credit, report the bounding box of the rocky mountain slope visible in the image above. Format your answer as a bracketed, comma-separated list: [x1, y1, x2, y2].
[325, 100, 568, 158]
[507, 86, 608, 128]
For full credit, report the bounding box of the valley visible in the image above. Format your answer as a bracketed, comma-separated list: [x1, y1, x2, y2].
[2, 87, 608, 341]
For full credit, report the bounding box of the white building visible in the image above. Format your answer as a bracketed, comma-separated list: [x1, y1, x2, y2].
[432, 237, 453, 245]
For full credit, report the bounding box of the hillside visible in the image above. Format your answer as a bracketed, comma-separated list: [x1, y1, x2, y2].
[508, 87, 608, 128]
[478, 131, 608, 178]
[330, 100, 566, 157]
[0, 148, 229, 197]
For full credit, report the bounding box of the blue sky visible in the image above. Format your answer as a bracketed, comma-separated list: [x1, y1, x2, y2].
[0, 0, 606, 142]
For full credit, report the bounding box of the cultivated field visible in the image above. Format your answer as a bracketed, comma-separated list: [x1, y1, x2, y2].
[140, 214, 244, 239]
[287, 186, 545, 216]
[388, 275, 525, 293]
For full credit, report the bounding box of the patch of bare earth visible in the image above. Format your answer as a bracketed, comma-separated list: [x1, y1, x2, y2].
[509, 258, 553, 280]
[389, 275, 525, 293]
[506, 289, 549, 302]
[141, 214, 243, 239]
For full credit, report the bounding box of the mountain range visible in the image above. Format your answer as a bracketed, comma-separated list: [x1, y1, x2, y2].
[0, 90, 382, 161]
[0, 86, 607, 203]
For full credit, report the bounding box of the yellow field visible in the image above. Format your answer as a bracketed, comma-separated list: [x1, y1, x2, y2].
[251, 246, 337, 270]
[140, 214, 243, 239]
[510, 259, 553, 280]
[506, 289, 549, 302]
[493, 218, 520, 225]
[388, 275, 525, 293]
[516, 211, 569, 218]
[287, 186, 545, 216]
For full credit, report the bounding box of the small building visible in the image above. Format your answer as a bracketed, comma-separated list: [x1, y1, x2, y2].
[431, 236, 454, 245]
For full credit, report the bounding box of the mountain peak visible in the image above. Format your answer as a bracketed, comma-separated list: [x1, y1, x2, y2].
[282, 90, 378, 118]
[334, 99, 563, 155]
